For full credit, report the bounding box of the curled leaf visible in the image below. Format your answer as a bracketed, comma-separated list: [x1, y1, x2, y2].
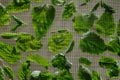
[65, 40, 75, 53]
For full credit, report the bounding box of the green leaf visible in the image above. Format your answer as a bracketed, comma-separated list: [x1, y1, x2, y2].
[11, 15, 26, 31]
[79, 57, 91, 66]
[106, 67, 119, 78]
[62, 1, 76, 20]
[96, 11, 115, 36]
[0, 3, 10, 26]
[30, 70, 41, 80]
[18, 61, 31, 80]
[78, 65, 92, 80]
[27, 54, 50, 69]
[51, 0, 66, 6]
[6, 0, 30, 13]
[35, 0, 41, 2]
[54, 70, 74, 80]
[107, 37, 120, 55]
[79, 31, 106, 54]
[80, 0, 91, 6]
[99, 56, 118, 69]
[0, 67, 5, 80]
[32, 4, 55, 40]
[48, 30, 73, 54]
[66, 40, 75, 53]
[39, 72, 53, 80]
[73, 13, 97, 34]
[16, 33, 43, 52]
[117, 19, 120, 36]
[3, 66, 14, 80]
[51, 53, 72, 70]
[92, 71, 102, 80]
[91, 2, 100, 12]
[0, 42, 21, 64]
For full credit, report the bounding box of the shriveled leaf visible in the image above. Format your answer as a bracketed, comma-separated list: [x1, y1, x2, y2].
[62, 1, 76, 19]
[51, 0, 66, 6]
[107, 37, 120, 55]
[96, 11, 115, 36]
[6, 0, 30, 13]
[79, 31, 106, 54]
[99, 56, 118, 69]
[16, 33, 43, 52]
[78, 65, 92, 80]
[11, 15, 26, 31]
[18, 61, 31, 80]
[0, 42, 21, 64]
[54, 70, 74, 80]
[117, 19, 120, 36]
[27, 54, 50, 69]
[0, 67, 5, 80]
[73, 13, 97, 34]
[52, 53, 72, 70]
[3, 66, 14, 80]
[92, 71, 102, 80]
[106, 68, 119, 78]
[48, 30, 73, 54]
[66, 40, 75, 53]
[79, 57, 91, 66]
[0, 3, 10, 26]
[32, 4, 55, 40]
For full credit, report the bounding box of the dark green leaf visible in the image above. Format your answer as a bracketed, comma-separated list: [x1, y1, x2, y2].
[0, 67, 5, 80]
[0, 42, 21, 64]
[91, 2, 100, 12]
[11, 15, 26, 31]
[79, 57, 91, 66]
[73, 13, 97, 34]
[39, 72, 53, 80]
[62, 1, 76, 19]
[32, 4, 55, 40]
[54, 70, 74, 80]
[117, 19, 120, 36]
[107, 37, 120, 55]
[96, 11, 115, 36]
[80, 0, 91, 6]
[82, 0, 90, 3]
[27, 54, 50, 69]
[78, 65, 92, 80]
[66, 40, 75, 53]
[51, 0, 66, 6]
[18, 61, 31, 80]
[3, 66, 14, 80]
[48, 30, 73, 54]
[106, 67, 119, 78]
[99, 56, 118, 69]
[6, 0, 30, 13]
[79, 31, 106, 54]
[51, 53, 72, 70]
[0, 3, 10, 26]
[92, 71, 102, 80]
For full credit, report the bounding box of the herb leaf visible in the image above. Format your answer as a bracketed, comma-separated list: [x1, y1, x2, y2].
[35, 0, 41, 2]
[78, 65, 92, 80]
[92, 71, 102, 80]
[79, 31, 106, 54]
[0, 42, 21, 64]
[48, 30, 73, 54]
[99, 56, 118, 69]
[0, 67, 5, 80]
[62, 1, 76, 20]
[0, 3, 10, 26]
[73, 13, 97, 34]
[18, 61, 31, 80]
[79, 57, 91, 66]
[96, 11, 115, 36]
[27, 54, 50, 69]
[32, 4, 55, 40]
[106, 68, 119, 78]
[66, 40, 75, 53]
[51, 0, 66, 6]
[117, 19, 120, 36]
[91, 2, 100, 12]
[3, 66, 14, 80]
[6, 0, 30, 13]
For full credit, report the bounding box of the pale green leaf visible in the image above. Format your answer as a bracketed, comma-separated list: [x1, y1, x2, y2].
[51, 0, 66, 6]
